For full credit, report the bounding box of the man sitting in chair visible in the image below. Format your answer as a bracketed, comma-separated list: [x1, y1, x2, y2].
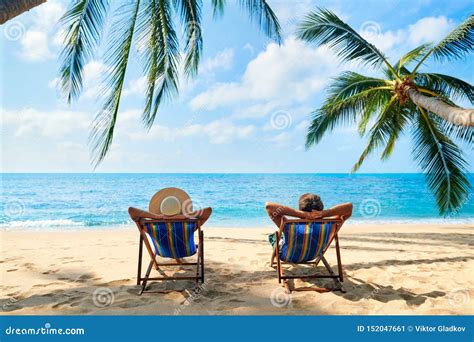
[266, 193, 352, 226]
[265, 193, 353, 247]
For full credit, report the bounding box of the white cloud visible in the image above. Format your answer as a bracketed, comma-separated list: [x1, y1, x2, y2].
[2, 107, 89, 138]
[407, 16, 454, 45]
[19, 0, 66, 61]
[123, 76, 147, 97]
[82, 60, 109, 98]
[127, 118, 255, 144]
[20, 30, 54, 61]
[200, 48, 234, 75]
[190, 37, 339, 110]
[361, 16, 455, 60]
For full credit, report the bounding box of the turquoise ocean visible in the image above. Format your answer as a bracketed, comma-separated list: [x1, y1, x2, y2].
[1, 173, 473, 229]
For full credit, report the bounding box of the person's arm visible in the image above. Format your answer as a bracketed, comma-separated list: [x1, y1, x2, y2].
[265, 202, 315, 228]
[128, 207, 165, 221]
[320, 202, 353, 220]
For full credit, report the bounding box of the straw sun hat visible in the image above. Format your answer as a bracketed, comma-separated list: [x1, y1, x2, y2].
[149, 187, 193, 216]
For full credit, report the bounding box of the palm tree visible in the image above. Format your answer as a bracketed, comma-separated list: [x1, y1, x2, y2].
[297, 9, 473, 215]
[0, 0, 46, 24]
[59, 0, 281, 165]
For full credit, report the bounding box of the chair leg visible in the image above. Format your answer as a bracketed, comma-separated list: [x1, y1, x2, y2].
[321, 256, 344, 292]
[200, 230, 204, 283]
[275, 232, 282, 284]
[137, 235, 143, 285]
[139, 260, 154, 295]
[335, 234, 343, 282]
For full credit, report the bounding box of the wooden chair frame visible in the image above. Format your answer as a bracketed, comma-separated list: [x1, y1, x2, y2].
[133, 217, 204, 295]
[270, 217, 345, 293]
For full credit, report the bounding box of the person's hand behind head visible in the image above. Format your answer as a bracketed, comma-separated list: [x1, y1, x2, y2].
[304, 210, 323, 220]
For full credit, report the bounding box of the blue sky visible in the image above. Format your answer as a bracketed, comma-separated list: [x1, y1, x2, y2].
[1, 0, 473, 173]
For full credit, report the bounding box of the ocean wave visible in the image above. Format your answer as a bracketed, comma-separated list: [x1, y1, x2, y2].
[0, 219, 85, 228]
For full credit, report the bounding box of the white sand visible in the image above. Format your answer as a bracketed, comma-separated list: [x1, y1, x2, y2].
[1, 223, 473, 315]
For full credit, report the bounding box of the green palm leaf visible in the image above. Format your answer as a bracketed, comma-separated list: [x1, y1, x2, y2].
[431, 14, 474, 62]
[211, 0, 226, 17]
[306, 72, 391, 147]
[89, 0, 141, 166]
[59, 0, 110, 103]
[175, 0, 203, 77]
[297, 8, 394, 73]
[239, 0, 281, 43]
[352, 96, 413, 171]
[416, 73, 474, 104]
[413, 108, 471, 215]
[395, 43, 431, 71]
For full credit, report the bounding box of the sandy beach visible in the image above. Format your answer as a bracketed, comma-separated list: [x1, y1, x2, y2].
[1, 223, 473, 315]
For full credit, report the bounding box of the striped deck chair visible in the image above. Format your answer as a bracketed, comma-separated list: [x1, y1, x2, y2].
[271, 217, 346, 293]
[130, 210, 204, 295]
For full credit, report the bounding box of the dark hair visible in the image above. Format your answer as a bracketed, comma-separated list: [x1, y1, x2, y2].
[298, 193, 324, 212]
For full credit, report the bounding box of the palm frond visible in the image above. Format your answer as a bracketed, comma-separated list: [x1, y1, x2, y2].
[395, 43, 431, 71]
[416, 73, 474, 104]
[239, 0, 281, 43]
[89, 0, 141, 166]
[59, 0, 110, 103]
[440, 121, 474, 147]
[306, 72, 391, 147]
[412, 108, 471, 215]
[431, 14, 474, 62]
[352, 96, 408, 172]
[211, 0, 226, 17]
[140, 0, 180, 128]
[297, 8, 395, 73]
[175, 0, 203, 77]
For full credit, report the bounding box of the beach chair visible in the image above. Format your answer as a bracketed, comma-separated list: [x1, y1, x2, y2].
[129, 208, 204, 295]
[270, 217, 346, 293]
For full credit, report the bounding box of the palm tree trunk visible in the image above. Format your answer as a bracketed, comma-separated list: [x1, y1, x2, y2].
[0, 0, 46, 25]
[407, 88, 474, 127]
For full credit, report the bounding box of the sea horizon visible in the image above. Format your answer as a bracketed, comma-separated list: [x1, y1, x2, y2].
[1, 173, 473, 229]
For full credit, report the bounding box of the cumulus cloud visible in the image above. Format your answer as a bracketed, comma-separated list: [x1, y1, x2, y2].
[19, 0, 66, 61]
[361, 16, 455, 60]
[2, 107, 89, 138]
[190, 37, 340, 110]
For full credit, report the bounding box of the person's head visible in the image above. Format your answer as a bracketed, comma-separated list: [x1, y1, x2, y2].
[298, 193, 324, 212]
